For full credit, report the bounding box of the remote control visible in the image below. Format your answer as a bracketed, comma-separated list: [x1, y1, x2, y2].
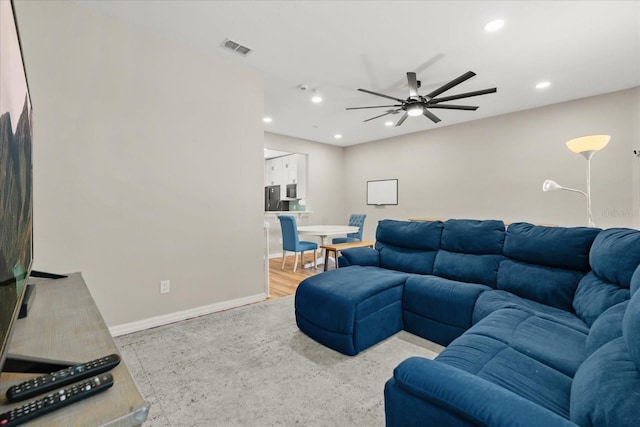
[0, 373, 114, 426]
[5, 354, 120, 402]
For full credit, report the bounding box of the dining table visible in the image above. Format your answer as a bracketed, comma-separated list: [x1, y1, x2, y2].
[297, 225, 360, 268]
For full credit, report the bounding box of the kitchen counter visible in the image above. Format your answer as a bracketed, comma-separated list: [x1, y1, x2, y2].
[264, 211, 313, 215]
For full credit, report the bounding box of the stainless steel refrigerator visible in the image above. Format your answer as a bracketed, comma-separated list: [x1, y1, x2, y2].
[265, 185, 281, 211]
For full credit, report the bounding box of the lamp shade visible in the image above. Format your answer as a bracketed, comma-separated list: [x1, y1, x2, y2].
[566, 135, 610, 154]
[542, 179, 561, 192]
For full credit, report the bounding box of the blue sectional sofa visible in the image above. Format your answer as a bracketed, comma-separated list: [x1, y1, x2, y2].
[294, 219, 640, 426]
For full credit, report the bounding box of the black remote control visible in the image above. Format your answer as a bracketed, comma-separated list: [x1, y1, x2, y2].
[0, 373, 114, 426]
[5, 354, 120, 402]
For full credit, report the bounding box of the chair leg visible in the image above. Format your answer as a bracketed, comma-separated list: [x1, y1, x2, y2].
[313, 249, 317, 270]
[293, 252, 299, 273]
[281, 251, 286, 270]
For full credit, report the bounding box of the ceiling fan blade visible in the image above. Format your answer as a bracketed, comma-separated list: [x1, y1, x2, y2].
[427, 104, 478, 111]
[363, 109, 401, 122]
[430, 88, 497, 104]
[425, 71, 476, 99]
[395, 112, 409, 127]
[407, 72, 419, 97]
[358, 88, 405, 103]
[423, 109, 441, 123]
[346, 104, 402, 110]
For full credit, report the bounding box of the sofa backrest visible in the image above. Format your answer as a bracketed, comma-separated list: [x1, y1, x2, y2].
[584, 264, 640, 357]
[497, 222, 600, 312]
[570, 278, 640, 427]
[572, 228, 640, 326]
[432, 219, 505, 287]
[375, 220, 442, 274]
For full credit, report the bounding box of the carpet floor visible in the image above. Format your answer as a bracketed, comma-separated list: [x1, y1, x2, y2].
[115, 296, 443, 426]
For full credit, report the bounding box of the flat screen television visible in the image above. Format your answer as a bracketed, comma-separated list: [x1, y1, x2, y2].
[0, 0, 34, 374]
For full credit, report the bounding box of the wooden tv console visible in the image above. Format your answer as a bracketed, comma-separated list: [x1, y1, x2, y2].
[0, 273, 149, 426]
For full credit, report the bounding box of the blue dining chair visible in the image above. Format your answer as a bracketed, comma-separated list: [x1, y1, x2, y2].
[332, 214, 366, 244]
[278, 215, 318, 272]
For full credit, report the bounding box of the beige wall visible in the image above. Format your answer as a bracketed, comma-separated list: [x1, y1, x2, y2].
[16, 1, 265, 327]
[344, 88, 640, 241]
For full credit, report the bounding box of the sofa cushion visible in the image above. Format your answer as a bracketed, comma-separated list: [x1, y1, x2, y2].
[589, 228, 640, 287]
[433, 251, 503, 288]
[338, 247, 379, 267]
[439, 219, 505, 255]
[436, 333, 573, 418]
[572, 272, 630, 327]
[375, 220, 443, 274]
[503, 222, 599, 271]
[403, 275, 491, 345]
[631, 263, 640, 295]
[585, 300, 628, 356]
[467, 309, 587, 377]
[386, 357, 577, 427]
[404, 275, 491, 329]
[573, 228, 640, 326]
[377, 243, 438, 275]
[570, 337, 640, 427]
[376, 219, 443, 250]
[433, 219, 505, 288]
[497, 259, 584, 312]
[623, 290, 640, 371]
[473, 290, 589, 333]
[570, 288, 640, 427]
[497, 223, 598, 313]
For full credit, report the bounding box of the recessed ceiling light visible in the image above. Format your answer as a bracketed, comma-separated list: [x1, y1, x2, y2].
[311, 91, 323, 103]
[334, 134, 342, 139]
[263, 117, 273, 123]
[484, 19, 505, 32]
[385, 121, 394, 127]
[536, 81, 551, 89]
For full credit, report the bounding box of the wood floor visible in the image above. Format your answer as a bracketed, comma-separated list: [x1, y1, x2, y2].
[268, 254, 323, 299]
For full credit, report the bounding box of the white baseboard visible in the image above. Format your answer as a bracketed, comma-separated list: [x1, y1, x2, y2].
[269, 252, 283, 259]
[109, 293, 268, 337]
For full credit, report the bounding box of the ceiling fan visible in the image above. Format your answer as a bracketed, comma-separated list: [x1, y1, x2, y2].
[346, 71, 497, 126]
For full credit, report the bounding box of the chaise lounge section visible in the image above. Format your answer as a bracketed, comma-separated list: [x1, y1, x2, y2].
[294, 219, 640, 426]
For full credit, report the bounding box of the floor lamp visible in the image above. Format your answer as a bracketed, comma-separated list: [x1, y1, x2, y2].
[543, 135, 610, 227]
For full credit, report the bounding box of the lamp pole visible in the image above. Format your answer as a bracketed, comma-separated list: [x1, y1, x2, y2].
[581, 150, 596, 227]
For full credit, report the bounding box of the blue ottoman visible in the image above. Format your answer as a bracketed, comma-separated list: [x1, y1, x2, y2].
[295, 265, 409, 355]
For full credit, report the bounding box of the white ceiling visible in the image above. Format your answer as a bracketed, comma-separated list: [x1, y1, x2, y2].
[74, 1, 640, 147]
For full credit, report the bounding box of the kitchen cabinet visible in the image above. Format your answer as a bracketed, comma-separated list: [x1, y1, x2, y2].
[264, 153, 306, 199]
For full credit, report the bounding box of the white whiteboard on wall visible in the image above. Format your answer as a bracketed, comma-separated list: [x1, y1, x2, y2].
[367, 179, 398, 205]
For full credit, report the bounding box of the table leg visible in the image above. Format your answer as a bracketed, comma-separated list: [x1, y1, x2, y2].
[324, 249, 330, 272]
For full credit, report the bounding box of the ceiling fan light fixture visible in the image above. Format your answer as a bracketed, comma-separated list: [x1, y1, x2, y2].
[407, 104, 424, 117]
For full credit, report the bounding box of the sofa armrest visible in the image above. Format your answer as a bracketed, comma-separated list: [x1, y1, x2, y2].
[386, 357, 577, 427]
[338, 247, 380, 267]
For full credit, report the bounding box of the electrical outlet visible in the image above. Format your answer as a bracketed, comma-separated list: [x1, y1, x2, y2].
[160, 280, 170, 294]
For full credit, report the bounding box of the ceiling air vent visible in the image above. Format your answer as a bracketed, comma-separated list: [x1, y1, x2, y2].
[221, 39, 252, 56]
